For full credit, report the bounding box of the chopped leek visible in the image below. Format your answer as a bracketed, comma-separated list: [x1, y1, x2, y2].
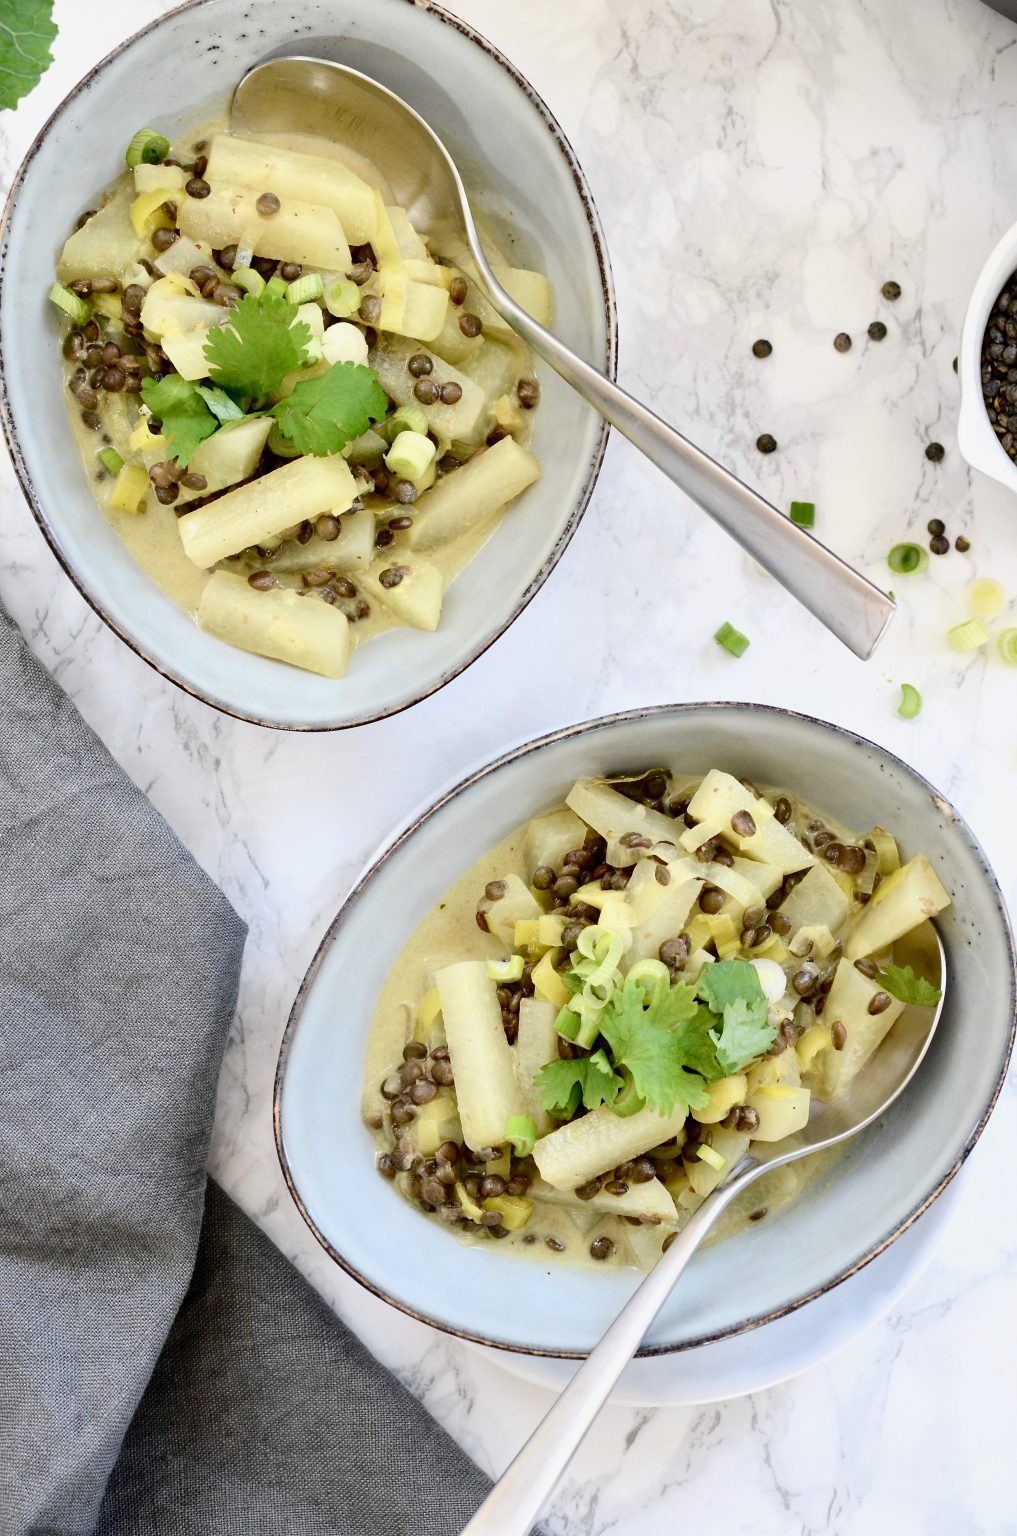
[714, 621, 750, 658]
[286, 272, 324, 305]
[387, 405, 428, 439]
[897, 683, 922, 719]
[887, 543, 928, 575]
[125, 128, 170, 169]
[262, 275, 288, 303]
[231, 267, 266, 299]
[504, 1114, 537, 1157]
[611, 1070, 646, 1119]
[321, 323, 369, 367]
[326, 278, 361, 318]
[108, 462, 149, 514]
[625, 959, 670, 996]
[97, 447, 124, 477]
[482, 1194, 533, 1230]
[946, 618, 991, 653]
[385, 429, 436, 481]
[969, 579, 1007, 619]
[789, 500, 815, 528]
[48, 281, 91, 327]
[998, 628, 1017, 665]
[696, 1144, 726, 1170]
[486, 954, 526, 983]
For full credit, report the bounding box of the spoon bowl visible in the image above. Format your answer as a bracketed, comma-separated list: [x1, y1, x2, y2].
[461, 924, 946, 1536]
[233, 57, 896, 660]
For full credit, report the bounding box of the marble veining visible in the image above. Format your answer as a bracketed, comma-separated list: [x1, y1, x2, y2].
[3, 1, 1017, 1530]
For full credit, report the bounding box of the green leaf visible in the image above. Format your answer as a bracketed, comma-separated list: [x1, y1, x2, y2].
[139, 374, 217, 467]
[203, 290, 312, 401]
[875, 963, 942, 1008]
[598, 978, 712, 1116]
[535, 1052, 622, 1116]
[697, 956, 777, 1073]
[505, 1115, 537, 1157]
[697, 956, 767, 1016]
[709, 997, 777, 1075]
[0, 0, 57, 112]
[270, 362, 388, 456]
[194, 383, 245, 424]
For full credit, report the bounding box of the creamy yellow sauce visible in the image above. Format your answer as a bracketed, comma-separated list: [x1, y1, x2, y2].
[364, 785, 855, 1274]
[59, 114, 536, 664]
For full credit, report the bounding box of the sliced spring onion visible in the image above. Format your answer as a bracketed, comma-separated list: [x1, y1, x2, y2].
[262, 275, 288, 303]
[625, 958, 670, 996]
[231, 267, 266, 299]
[611, 1070, 646, 1120]
[697, 1144, 726, 1171]
[387, 405, 428, 440]
[97, 447, 124, 477]
[486, 954, 525, 983]
[714, 621, 750, 658]
[285, 272, 324, 305]
[998, 628, 1017, 664]
[789, 500, 815, 528]
[48, 281, 91, 327]
[125, 128, 170, 169]
[322, 323, 369, 368]
[555, 1006, 581, 1042]
[504, 1114, 537, 1157]
[897, 683, 922, 719]
[969, 578, 1007, 619]
[385, 429, 436, 481]
[325, 278, 361, 318]
[887, 543, 928, 575]
[946, 618, 991, 653]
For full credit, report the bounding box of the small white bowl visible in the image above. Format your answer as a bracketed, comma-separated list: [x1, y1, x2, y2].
[275, 703, 1016, 1358]
[958, 217, 1017, 489]
[0, 0, 615, 730]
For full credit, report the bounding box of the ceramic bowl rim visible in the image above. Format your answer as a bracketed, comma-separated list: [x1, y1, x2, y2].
[0, 0, 617, 733]
[958, 215, 1017, 491]
[274, 700, 1017, 1358]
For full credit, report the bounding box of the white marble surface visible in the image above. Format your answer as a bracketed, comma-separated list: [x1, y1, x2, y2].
[4, 0, 1017, 1529]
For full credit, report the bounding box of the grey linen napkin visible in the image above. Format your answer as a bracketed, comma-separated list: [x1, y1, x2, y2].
[0, 607, 492, 1536]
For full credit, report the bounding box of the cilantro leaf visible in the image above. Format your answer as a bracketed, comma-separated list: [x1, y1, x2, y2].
[194, 383, 245, 424]
[203, 291, 312, 401]
[139, 374, 217, 467]
[535, 1051, 622, 1117]
[598, 978, 712, 1116]
[270, 362, 387, 456]
[710, 997, 777, 1075]
[697, 956, 767, 1016]
[696, 956, 777, 1073]
[875, 963, 942, 1008]
[0, 0, 57, 112]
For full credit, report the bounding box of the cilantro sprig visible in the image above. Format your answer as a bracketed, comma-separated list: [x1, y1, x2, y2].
[535, 955, 777, 1122]
[203, 290, 312, 401]
[139, 374, 233, 467]
[272, 363, 387, 456]
[142, 288, 386, 464]
[536, 1051, 621, 1119]
[874, 963, 941, 1008]
[698, 957, 778, 1074]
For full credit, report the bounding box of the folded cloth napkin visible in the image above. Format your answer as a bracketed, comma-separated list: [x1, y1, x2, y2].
[0, 607, 492, 1536]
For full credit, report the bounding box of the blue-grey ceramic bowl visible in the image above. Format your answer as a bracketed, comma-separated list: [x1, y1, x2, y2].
[0, 0, 615, 730]
[276, 703, 1015, 1356]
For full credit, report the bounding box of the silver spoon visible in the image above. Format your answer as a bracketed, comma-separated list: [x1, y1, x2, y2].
[457, 922, 945, 1536]
[231, 58, 895, 660]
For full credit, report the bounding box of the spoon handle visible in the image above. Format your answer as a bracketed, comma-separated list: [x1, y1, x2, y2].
[458, 1170, 754, 1536]
[475, 271, 894, 660]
